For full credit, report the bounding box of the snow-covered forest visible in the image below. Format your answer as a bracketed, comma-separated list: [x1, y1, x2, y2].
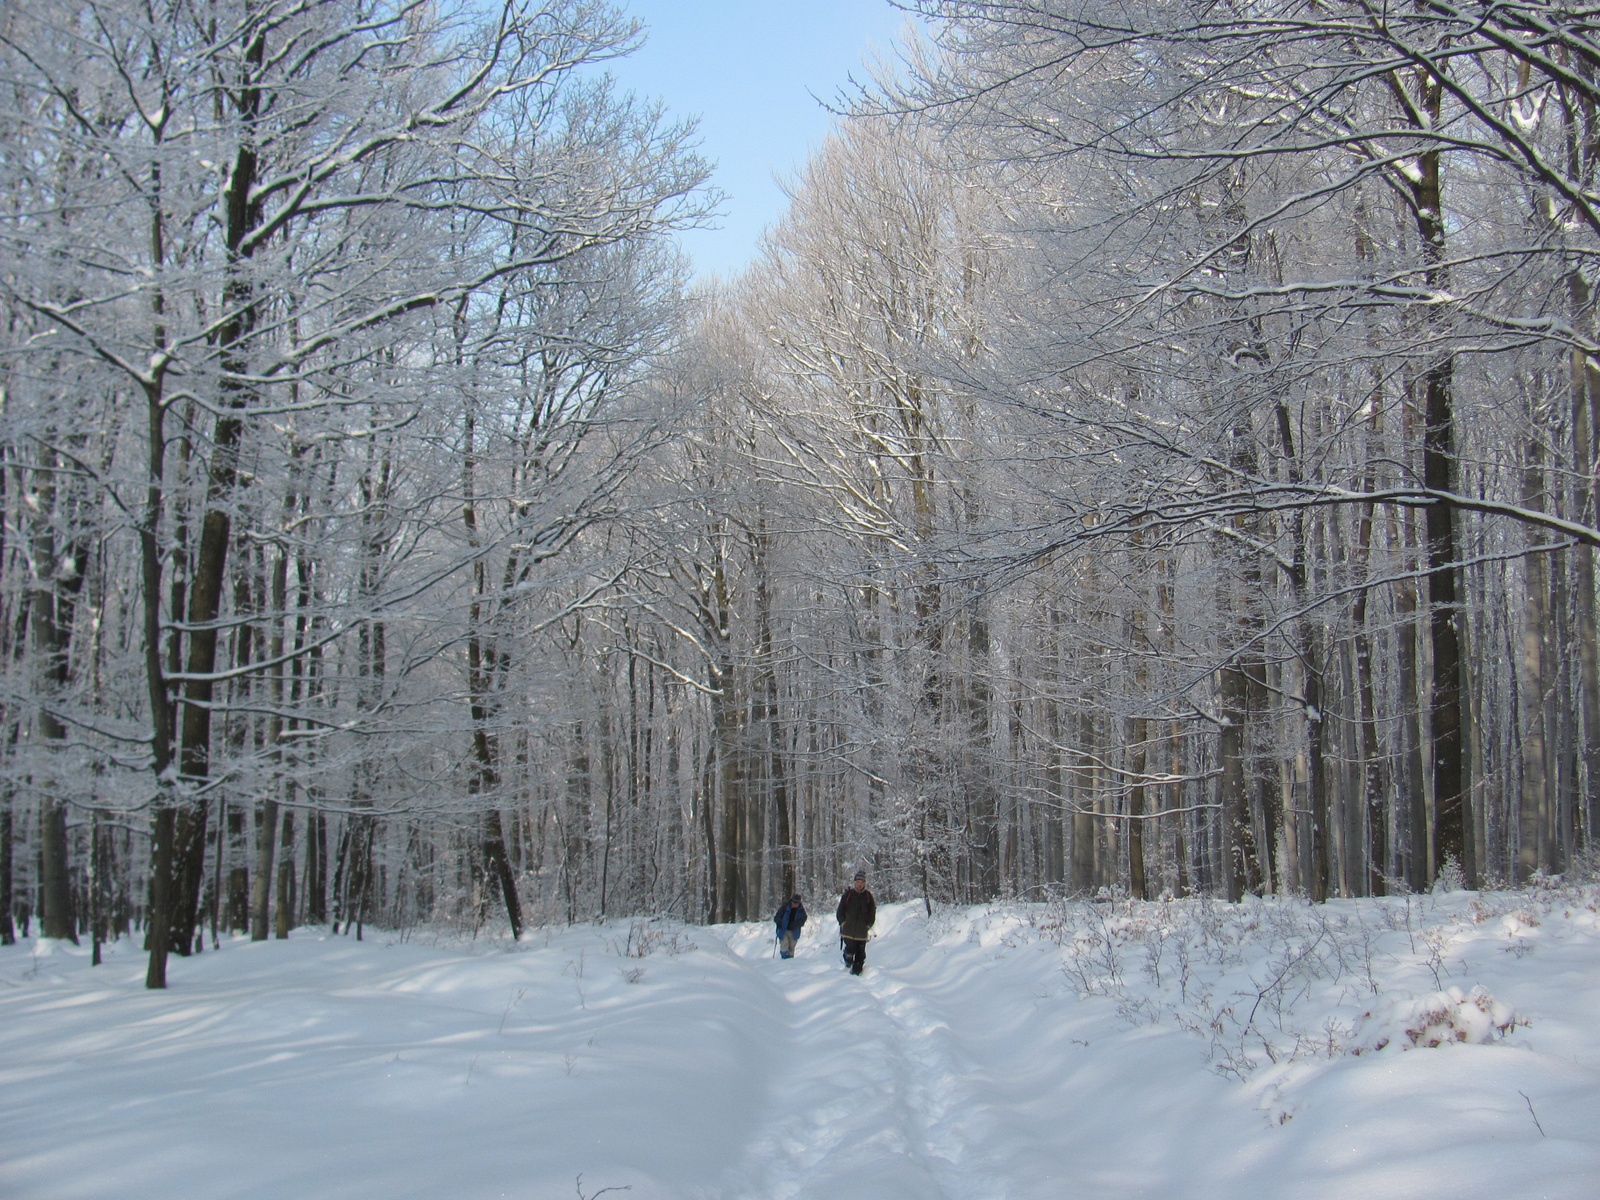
[5, 0, 1600, 983]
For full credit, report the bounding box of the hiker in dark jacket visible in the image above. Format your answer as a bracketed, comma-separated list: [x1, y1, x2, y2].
[835, 870, 876, 975]
[774, 894, 807, 958]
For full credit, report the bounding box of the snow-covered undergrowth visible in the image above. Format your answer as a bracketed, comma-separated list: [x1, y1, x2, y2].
[4, 885, 1599, 1199]
[1027, 886, 1554, 1078]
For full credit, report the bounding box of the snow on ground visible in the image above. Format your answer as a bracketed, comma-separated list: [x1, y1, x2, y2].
[4, 884, 1600, 1199]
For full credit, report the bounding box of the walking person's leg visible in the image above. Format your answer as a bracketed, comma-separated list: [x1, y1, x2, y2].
[844, 938, 865, 975]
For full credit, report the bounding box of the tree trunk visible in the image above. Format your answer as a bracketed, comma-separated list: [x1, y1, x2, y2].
[0, 458, 13, 946]
[1127, 719, 1148, 902]
[1126, 572, 1151, 901]
[144, 801, 175, 988]
[699, 741, 718, 922]
[251, 799, 278, 941]
[1043, 609, 1067, 890]
[0, 794, 13, 945]
[1394, 513, 1431, 891]
[1571, 337, 1600, 845]
[27, 444, 89, 942]
[715, 675, 744, 923]
[1303, 625, 1331, 903]
[1519, 442, 1552, 882]
[226, 804, 249, 933]
[1219, 658, 1253, 902]
[159, 21, 267, 964]
[1069, 708, 1097, 893]
[39, 799, 74, 942]
[483, 808, 522, 940]
[306, 812, 327, 924]
[1408, 110, 1474, 886]
[90, 809, 106, 965]
[1423, 356, 1470, 886]
[274, 806, 296, 939]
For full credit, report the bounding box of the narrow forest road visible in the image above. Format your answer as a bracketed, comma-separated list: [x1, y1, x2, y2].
[716, 906, 981, 1199]
[711, 903, 1257, 1200]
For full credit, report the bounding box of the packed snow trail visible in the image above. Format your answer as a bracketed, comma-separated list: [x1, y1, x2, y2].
[715, 903, 1263, 1200]
[714, 898, 1600, 1200]
[716, 905, 989, 1199]
[5, 892, 1600, 1199]
[715, 939, 950, 1197]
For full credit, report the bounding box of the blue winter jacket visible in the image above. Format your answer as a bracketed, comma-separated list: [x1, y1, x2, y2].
[774, 902, 807, 936]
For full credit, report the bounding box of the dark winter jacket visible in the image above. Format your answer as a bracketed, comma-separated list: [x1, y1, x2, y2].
[836, 887, 876, 941]
[774, 901, 807, 936]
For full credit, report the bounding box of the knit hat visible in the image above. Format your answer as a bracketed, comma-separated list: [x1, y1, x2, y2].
[853, 869, 867, 882]
[790, 893, 802, 904]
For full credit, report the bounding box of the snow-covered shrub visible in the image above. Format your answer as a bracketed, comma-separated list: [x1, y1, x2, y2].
[1036, 895, 1480, 1077]
[1567, 843, 1600, 885]
[617, 919, 696, 958]
[1011, 886, 1584, 1079]
[1432, 855, 1467, 893]
[1349, 985, 1521, 1054]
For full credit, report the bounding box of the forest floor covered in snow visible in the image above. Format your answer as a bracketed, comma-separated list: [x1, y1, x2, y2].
[4, 883, 1600, 1200]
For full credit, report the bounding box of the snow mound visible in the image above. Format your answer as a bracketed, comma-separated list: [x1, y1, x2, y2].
[1351, 984, 1521, 1053]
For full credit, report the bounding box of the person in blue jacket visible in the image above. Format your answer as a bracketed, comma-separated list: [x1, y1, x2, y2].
[773, 894, 807, 958]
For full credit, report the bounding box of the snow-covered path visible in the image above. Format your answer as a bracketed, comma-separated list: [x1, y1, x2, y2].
[712, 904, 1258, 1200]
[713, 895, 1600, 1200]
[718, 907, 992, 1199]
[5, 891, 1600, 1199]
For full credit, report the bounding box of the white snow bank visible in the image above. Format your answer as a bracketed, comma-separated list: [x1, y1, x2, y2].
[3, 886, 1599, 1199]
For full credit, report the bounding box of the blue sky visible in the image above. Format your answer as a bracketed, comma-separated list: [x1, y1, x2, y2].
[605, 1, 918, 282]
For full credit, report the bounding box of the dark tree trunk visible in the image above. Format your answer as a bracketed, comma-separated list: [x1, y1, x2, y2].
[39, 799, 75, 942]
[711, 658, 743, 923]
[483, 809, 522, 940]
[275, 807, 296, 939]
[1424, 449, 1468, 875]
[1569, 332, 1600, 845]
[27, 445, 89, 942]
[1303, 630, 1331, 903]
[305, 811, 327, 924]
[226, 822, 249, 934]
[144, 803, 175, 988]
[699, 742, 718, 922]
[1069, 709, 1096, 893]
[0, 457, 13, 946]
[1394, 531, 1431, 891]
[251, 799, 278, 941]
[1219, 658, 1253, 903]
[154, 20, 266, 971]
[0, 796, 13, 945]
[1407, 100, 1474, 887]
[1423, 358, 1470, 884]
[330, 822, 351, 933]
[1519, 444, 1553, 883]
[1127, 720, 1148, 902]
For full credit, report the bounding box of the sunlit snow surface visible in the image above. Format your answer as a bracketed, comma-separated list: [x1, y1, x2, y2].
[5, 889, 1600, 1199]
